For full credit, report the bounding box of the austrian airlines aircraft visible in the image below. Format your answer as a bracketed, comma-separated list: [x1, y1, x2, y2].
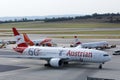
[71, 36, 109, 49]
[13, 27, 54, 47]
[12, 28, 111, 69]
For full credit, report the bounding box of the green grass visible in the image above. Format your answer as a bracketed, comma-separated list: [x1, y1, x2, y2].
[0, 21, 120, 28]
[4, 30, 120, 34]
[0, 21, 120, 39]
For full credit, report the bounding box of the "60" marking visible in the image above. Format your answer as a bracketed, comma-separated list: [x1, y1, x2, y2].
[28, 48, 40, 56]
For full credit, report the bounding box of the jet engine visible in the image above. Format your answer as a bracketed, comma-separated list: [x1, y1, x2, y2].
[49, 58, 63, 67]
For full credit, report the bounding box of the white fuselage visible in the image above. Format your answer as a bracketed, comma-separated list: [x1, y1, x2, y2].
[80, 41, 108, 49]
[22, 46, 111, 63]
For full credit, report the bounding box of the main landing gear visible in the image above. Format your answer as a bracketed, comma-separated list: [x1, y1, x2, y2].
[44, 61, 51, 67]
[44, 61, 69, 67]
[44, 63, 51, 67]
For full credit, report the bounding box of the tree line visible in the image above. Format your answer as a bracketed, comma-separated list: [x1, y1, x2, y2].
[0, 13, 120, 23]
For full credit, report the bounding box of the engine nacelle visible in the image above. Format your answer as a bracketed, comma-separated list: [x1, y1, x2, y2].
[49, 58, 63, 67]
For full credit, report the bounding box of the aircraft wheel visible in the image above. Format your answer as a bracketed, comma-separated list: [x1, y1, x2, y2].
[99, 64, 102, 69]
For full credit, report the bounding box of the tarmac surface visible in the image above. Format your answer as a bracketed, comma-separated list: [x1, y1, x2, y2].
[0, 38, 120, 80]
[0, 27, 120, 80]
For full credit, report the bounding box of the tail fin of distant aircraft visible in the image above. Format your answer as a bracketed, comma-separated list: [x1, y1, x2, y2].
[74, 36, 81, 46]
[12, 27, 28, 47]
[12, 27, 28, 53]
[23, 33, 34, 46]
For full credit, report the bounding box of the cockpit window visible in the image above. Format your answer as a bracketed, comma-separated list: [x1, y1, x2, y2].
[103, 54, 109, 56]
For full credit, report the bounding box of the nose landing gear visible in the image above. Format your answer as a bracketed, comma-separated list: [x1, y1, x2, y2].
[99, 64, 103, 69]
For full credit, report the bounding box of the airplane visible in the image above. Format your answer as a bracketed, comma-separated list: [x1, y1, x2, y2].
[13, 27, 56, 47]
[23, 33, 53, 46]
[12, 28, 111, 69]
[70, 36, 109, 50]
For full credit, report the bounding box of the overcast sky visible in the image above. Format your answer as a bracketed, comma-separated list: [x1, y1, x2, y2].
[0, 0, 119, 17]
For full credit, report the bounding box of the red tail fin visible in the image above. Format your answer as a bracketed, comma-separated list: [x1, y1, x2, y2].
[12, 27, 20, 36]
[23, 33, 34, 46]
[74, 36, 81, 46]
[12, 27, 28, 47]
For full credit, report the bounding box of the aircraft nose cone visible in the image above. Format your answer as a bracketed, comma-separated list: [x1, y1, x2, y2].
[102, 51, 111, 62]
[105, 54, 111, 62]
